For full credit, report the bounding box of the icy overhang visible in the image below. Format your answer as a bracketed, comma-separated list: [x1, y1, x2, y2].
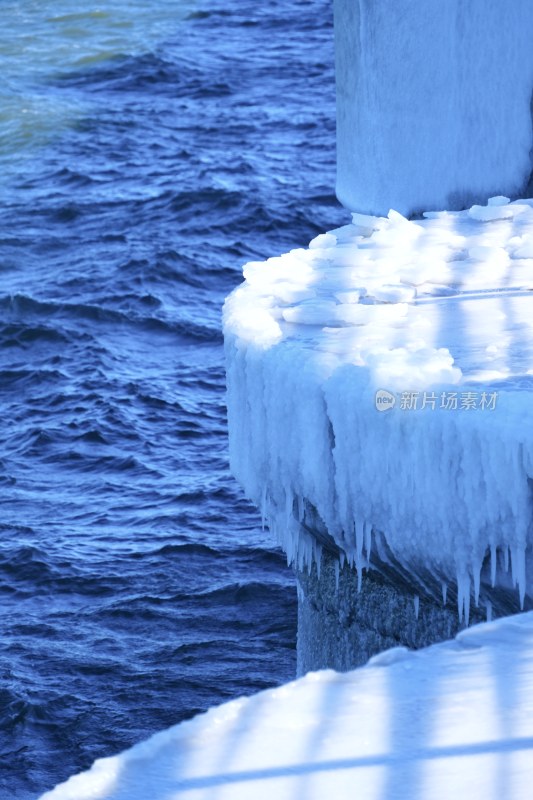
[223, 198, 533, 621]
[334, 0, 533, 216]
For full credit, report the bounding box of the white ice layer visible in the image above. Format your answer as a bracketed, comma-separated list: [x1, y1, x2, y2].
[40, 611, 533, 800]
[223, 199, 533, 619]
[334, 0, 533, 216]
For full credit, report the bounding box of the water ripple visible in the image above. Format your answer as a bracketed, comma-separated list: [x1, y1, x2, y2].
[0, 0, 346, 796]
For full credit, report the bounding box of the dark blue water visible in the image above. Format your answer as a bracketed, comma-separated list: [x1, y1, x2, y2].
[0, 1, 346, 796]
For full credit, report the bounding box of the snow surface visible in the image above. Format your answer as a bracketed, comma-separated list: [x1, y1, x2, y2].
[334, 0, 533, 216]
[39, 611, 533, 799]
[223, 198, 533, 621]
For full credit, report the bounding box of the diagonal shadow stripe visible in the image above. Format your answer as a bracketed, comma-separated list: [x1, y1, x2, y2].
[170, 736, 533, 792]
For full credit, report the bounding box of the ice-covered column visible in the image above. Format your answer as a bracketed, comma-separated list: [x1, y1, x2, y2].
[335, 0, 533, 216]
[224, 2, 533, 674]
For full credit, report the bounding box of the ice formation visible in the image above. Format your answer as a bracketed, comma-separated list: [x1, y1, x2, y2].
[334, 0, 533, 216]
[39, 611, 533, 799]
[223, 198, 533, 621]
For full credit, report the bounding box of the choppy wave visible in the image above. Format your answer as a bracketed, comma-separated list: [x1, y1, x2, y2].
[0, 0, 346, 797]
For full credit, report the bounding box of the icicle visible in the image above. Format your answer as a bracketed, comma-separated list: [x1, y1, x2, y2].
[315, 542, 323, 579]
[464, 582, 471, 626]
[511, 545, 526, 609]
[457, 577, 463, 623]
[346, 548, 354, 570]
[503, 546, 510, 573]
[296, 494, 305, 523]
[441, 581, 447, 606]
[354, 518, 364, 571]
[414, 595, 420, 620]
[290, 534, 298, 568]
[473, 562, 481, 607]
[339, 550, 346, 570]
[353, 518, 365, 593]
[297, 542, 304, 573]
[364, 520, 372, 562]
[285, 489, 293, 529]
[261, 485, 267, 532]
[334, 559, 340, 592]
[457, 571, 471, 625]
[485, 600, 492, 622]
[305, 538, 312, 573]
[490, 544, 497, 587]
[283, 539, 291, 567]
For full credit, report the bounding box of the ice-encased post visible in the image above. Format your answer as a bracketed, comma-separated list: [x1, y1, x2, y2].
[334, 0, 533, 217]
[224, 0, 533, 675]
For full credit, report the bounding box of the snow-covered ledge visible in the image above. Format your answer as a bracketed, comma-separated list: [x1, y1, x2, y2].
[224, 0, 533, 672]
[39, 611, 533, 800]
[224, 200, 533, 670]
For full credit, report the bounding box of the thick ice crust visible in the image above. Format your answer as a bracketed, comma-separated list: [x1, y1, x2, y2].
[224, 199, 533, 617]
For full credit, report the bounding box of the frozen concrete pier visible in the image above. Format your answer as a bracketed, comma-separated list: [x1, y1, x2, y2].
[224, 0, 533, 670]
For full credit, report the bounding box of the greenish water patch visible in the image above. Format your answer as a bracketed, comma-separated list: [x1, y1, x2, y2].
[0, 0, 196, 162]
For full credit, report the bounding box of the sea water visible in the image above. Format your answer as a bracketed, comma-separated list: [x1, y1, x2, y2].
[0, 1, 345, 796]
